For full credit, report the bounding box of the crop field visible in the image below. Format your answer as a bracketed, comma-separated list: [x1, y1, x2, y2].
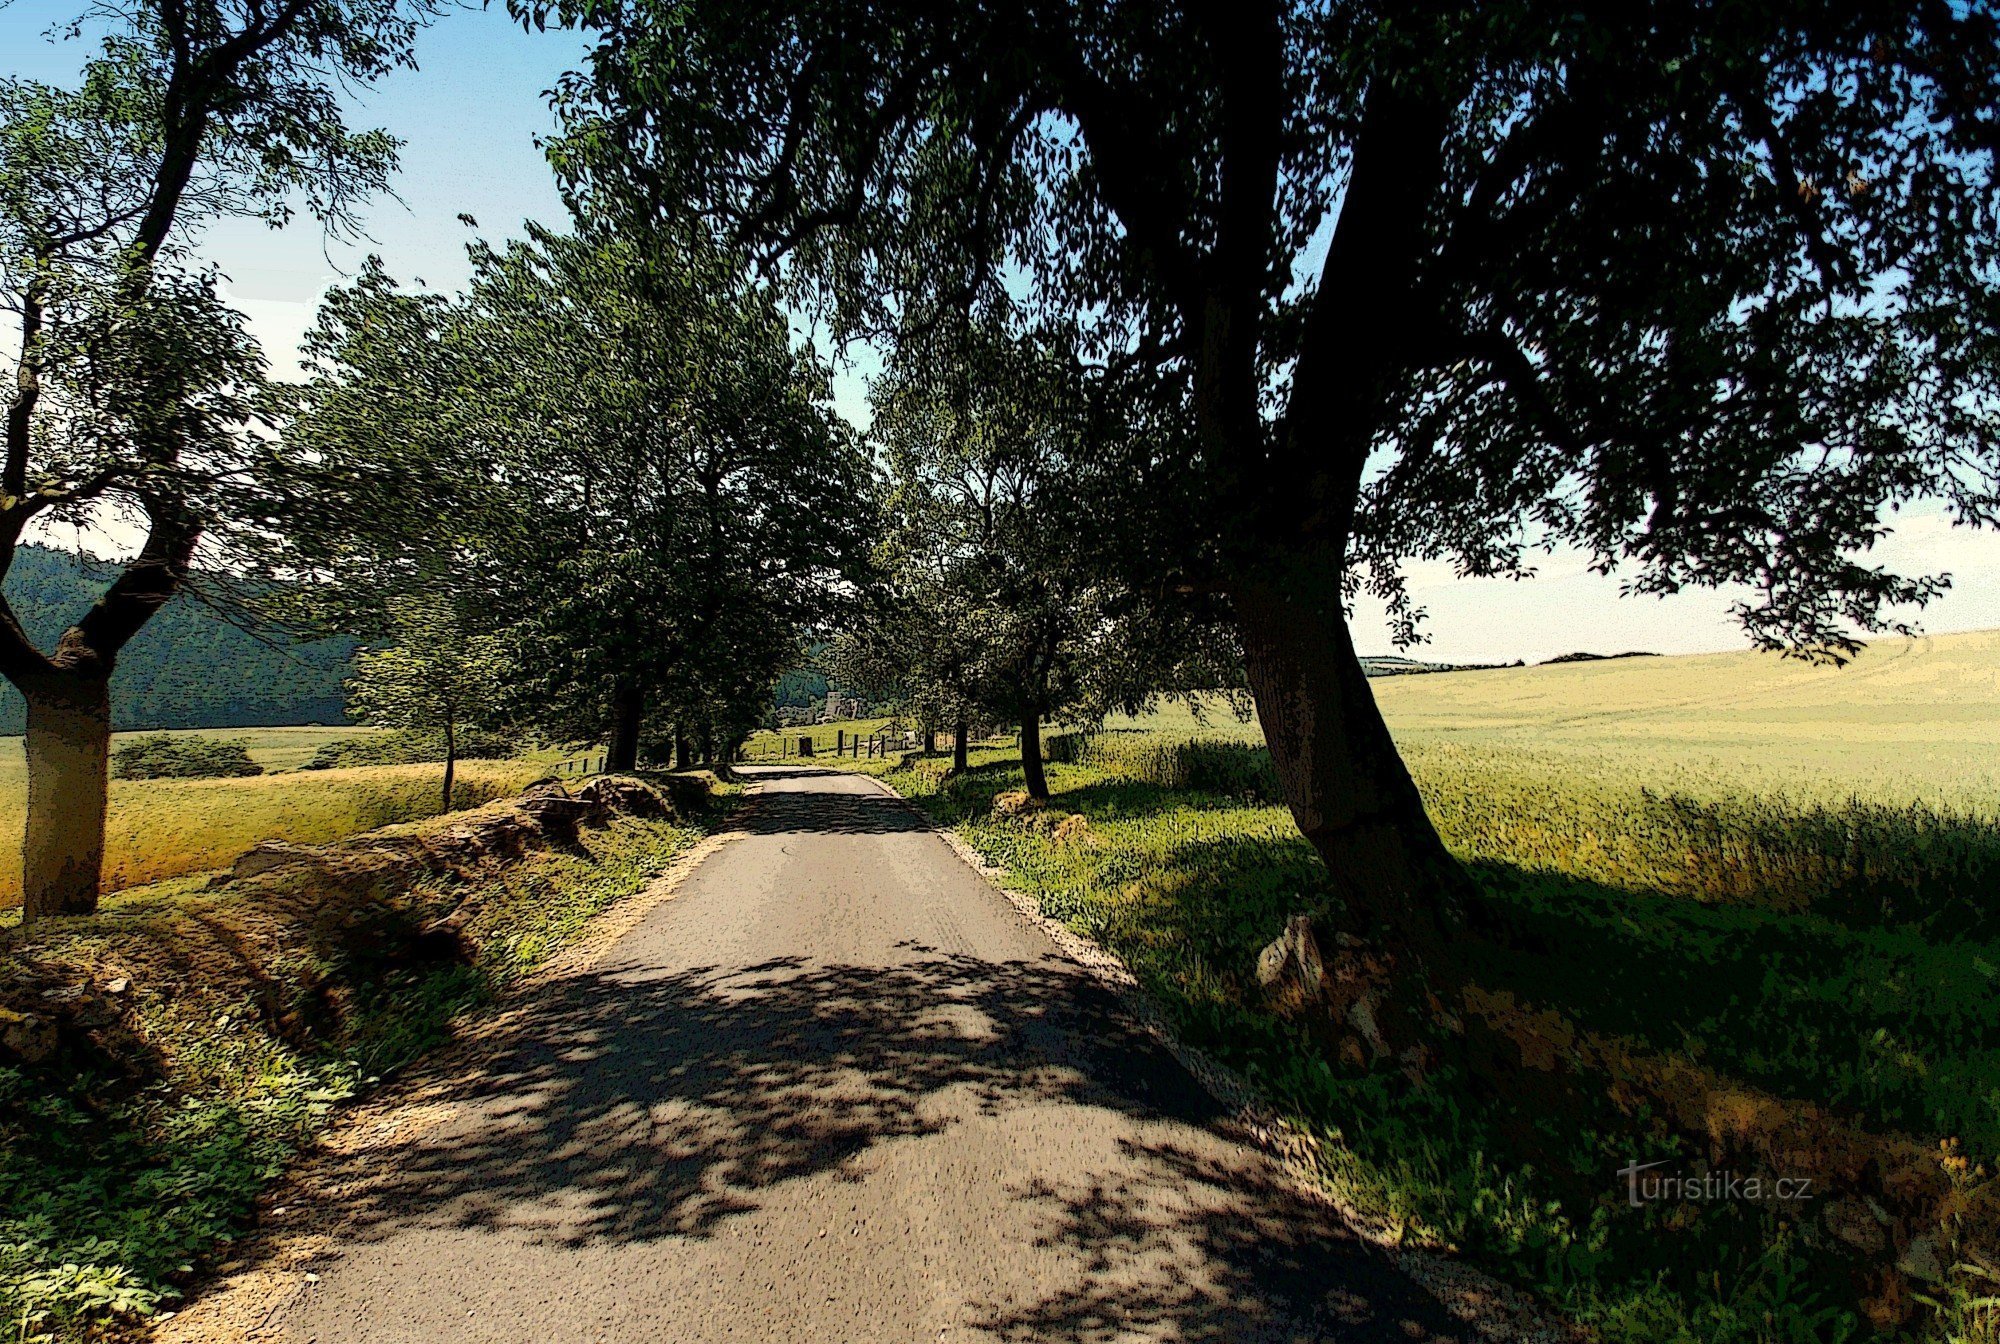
[1112, 629, 2000, 807]
[885, 629, 2000, 1343]
[0, 728, 548, 910]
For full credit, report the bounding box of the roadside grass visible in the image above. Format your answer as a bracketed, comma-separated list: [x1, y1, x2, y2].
[875, 740, 2000, 1343]
[0, 775, 734, 1342]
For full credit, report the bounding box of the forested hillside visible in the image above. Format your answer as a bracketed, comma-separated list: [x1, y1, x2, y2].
[0, 546, 352, 733]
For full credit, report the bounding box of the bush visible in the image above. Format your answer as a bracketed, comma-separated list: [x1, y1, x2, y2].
[301, 728, 521, 770]
[111, 736, 262, 781]
[1044, 731, 1280, 801]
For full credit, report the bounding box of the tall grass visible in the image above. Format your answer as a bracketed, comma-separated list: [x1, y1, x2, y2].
[1047, 730, 2000, 937]
[0, 760, 543, 911]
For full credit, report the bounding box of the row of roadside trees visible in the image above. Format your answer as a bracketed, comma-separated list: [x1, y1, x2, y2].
[1, 0, 870, 923]
[525, 0, 2000, 1067]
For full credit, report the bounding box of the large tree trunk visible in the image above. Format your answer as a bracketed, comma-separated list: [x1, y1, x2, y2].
[606, 680, 643, 771]
[1232, 573, 1468, 945]
[952, 718, 969, 773]
[441, 717, 457, 813]
[1019, 709, 1049, 800]
[20, 671, 112, 922]
[1231, 561, 1475, 1068]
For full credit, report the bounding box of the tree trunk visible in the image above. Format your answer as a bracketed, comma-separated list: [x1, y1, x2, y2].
[952, 718, 969, 773]
[441, 717, 457, 813]
[1019, 709, 1049, 800]
[607, 680, 643, 771]
[1231, 561, 1477, 1068]
[20, 672, 112, 922]
[1232, 570, 1468, 945]
[923, 725, 937, 754]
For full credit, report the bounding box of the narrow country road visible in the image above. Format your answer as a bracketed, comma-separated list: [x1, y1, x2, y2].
[254, 767, 1465, 1343]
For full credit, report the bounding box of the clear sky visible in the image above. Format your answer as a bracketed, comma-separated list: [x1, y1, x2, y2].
[5, 0, 1998, 664]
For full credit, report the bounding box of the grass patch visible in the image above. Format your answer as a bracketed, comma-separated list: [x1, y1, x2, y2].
[0, 777, 730, 1342]
[878, 744, 1997, 1342]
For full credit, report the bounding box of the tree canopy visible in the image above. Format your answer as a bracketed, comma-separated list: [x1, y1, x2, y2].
[516, 0, 2000, 1058]
[267, 223, 871, 766]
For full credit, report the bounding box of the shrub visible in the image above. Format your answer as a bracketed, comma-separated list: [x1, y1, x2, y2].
[1045, 731, 1281, 802]
[111, 736, 262, 781]
[301, 728, 521, 770]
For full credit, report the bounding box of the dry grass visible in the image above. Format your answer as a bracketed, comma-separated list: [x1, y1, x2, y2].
[1107, 628, 2000, 810]
[0, 727, 547, 910]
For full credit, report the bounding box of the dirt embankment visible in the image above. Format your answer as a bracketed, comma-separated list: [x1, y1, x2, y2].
[0, 774, 693, 1093]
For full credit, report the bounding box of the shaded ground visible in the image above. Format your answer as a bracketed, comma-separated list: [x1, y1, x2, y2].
[217, 767, 1461, 1343]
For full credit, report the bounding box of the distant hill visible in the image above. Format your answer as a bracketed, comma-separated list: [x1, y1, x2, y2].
[0, 545, 353, 733]
[1542, 650, 1659, 665]
[1360, 654, 1522, 677]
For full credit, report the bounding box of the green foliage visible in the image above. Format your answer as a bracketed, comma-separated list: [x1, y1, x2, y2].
[111, 735, 262, 781]
[0, 546, 352, 733]
[531, 0, 2000, 657]
[273, 224, 869, 757]
[299, 727, 521, 771]
[344, 593, 511, 759]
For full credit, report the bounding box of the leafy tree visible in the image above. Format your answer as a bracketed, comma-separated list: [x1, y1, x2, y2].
[268, 224, 869, 774]
[1, 0, 431, 920]
[346, 593, 510, 810]
[527, 0, 2000, 1054]
[869, 324, 1233, 798]
[110, 733, 262, 779]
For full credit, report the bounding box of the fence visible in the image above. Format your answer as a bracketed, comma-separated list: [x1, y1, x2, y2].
[740, 725, 925, 763]
[551, 751, 608, 777]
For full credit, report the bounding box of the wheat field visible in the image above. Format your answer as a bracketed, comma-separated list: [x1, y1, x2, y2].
[1110, 629, 2000, 810]
[0, 728, 546, 909]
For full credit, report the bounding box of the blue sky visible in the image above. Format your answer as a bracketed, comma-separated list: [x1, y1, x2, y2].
[5, 0, 1999, 663]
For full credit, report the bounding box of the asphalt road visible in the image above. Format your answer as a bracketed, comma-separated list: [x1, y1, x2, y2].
[264, 766, 1463, 1343]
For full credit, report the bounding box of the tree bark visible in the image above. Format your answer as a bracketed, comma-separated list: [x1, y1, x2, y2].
[441, 716, 457, 813]
[1232, 567, 1468, 947]
[20, 672, 112, 922]
[606, 680, 643, 771]
[1019, 709, 1048, 801]
[952, 718, 969, 773]
[923, 725, 937, 754]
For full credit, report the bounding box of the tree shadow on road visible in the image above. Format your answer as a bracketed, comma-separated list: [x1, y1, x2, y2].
[279, 946, 1461, 1340]
[742, 783, 933, 836]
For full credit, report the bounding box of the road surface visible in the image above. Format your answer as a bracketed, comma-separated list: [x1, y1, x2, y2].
[260, 767, 1463, 1342]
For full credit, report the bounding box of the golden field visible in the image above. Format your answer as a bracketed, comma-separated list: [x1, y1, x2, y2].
[0, 728, 548, 909]
[1111, 628, 2000, 810]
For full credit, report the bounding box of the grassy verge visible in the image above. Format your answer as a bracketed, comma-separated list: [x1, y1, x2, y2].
[0, 773, 736, 1342]
[871, 743, 1998, 1343]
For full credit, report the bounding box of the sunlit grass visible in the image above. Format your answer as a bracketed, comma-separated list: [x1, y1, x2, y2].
[0, 728, 552, 910]
[873, 634, 2000, 1342]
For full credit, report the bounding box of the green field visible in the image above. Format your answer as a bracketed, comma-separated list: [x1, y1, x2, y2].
[0, 727, 551, 910]
[882, 630, 2000, 1343]
[742, 716, 901, 760]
